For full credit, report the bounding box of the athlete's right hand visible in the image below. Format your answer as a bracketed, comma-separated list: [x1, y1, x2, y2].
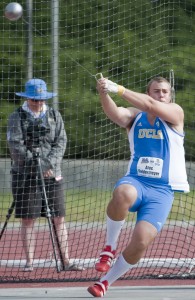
[97, 77, 125, 96]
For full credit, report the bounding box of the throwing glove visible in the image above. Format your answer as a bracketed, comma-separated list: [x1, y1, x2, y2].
[105, 79, 125, 96]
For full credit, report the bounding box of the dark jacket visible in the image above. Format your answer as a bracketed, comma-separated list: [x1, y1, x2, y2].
[7, 105, 67, 178]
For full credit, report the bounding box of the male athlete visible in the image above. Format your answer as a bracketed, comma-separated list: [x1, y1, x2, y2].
[88, 76, 189, 297]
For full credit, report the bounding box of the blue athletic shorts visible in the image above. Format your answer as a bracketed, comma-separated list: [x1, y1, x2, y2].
[114, 176, 174, 232]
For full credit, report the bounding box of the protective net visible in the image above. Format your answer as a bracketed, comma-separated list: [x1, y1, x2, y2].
[0, 0, 194, 283]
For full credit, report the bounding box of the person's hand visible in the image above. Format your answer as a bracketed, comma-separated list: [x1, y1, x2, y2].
[43, 169, 53, 178]
[96, 77, 108, 94]
[97, 77, 125, 96]
[105, 79, 119, 93]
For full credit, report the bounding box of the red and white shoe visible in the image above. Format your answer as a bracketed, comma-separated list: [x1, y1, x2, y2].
[95, 245, 116, 273]
[87, 280, 108, 297]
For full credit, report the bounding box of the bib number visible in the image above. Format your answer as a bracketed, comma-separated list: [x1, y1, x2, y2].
[137, 157, 163, 178]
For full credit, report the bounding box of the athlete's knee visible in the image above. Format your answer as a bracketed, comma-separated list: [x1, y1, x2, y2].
[112, 184, 137, 207]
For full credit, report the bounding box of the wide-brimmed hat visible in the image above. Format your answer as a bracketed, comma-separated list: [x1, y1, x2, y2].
[15, 78, 57, 100]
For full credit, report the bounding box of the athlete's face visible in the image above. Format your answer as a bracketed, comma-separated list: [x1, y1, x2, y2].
[148, 81, 172, 103]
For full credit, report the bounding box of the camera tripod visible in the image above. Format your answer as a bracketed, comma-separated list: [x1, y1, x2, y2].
[0, 147, 65, 273]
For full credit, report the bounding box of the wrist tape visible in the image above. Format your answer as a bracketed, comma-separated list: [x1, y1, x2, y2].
[117, 85, 126, 96]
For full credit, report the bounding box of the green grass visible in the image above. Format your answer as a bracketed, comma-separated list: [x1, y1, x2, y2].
[0, 190, 194, 223]
[0, 189, 112, 223]
[168, 191, 195, 222]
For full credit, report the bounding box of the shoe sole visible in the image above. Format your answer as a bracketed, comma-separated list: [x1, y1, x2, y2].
[87, 286, 103, 297]
[23, 267, 33, 272]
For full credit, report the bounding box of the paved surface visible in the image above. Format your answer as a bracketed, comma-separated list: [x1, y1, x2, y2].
[0, 285, 194, 299]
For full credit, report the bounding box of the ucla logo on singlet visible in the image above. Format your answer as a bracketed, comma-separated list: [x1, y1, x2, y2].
[138, 129, 164, 139]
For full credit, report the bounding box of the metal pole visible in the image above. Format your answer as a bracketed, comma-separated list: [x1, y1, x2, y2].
[169, 69, 175, 103]
[51, 0, 59, 110]
[26, 0, 33, 80]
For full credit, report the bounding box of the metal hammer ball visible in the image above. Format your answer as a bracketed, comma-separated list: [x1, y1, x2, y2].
[4, 2, 23, 21]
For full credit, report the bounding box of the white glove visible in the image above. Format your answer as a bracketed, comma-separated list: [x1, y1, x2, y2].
[105, 79, 125, 96]
[105, 79, 119, 93]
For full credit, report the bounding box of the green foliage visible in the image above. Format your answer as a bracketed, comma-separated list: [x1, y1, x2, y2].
[0, 0, 195, 159]
[0, 102, 17, 157]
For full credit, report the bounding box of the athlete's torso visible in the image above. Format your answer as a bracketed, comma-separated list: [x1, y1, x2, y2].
[126, 112, 189, 192]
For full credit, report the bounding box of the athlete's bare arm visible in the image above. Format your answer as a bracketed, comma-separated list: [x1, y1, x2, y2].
[97, 80, 140, 128]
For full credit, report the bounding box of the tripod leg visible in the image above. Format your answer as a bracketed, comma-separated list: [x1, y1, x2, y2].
[35, 154, 61, 273]
[44, 207, 61, 272]
[0, 200, 15, 241]
[51, 218, 66, 270]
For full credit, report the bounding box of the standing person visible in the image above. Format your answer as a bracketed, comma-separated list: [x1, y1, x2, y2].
[88, 76, 189, 297]
[7, 78, 83, 272]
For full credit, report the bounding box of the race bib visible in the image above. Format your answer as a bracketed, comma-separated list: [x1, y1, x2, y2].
[137, 157, 163, 178]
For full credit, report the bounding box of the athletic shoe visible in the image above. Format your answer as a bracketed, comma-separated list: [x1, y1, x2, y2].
[87, 280, 108, 297]
[95, 245, 116, 272]
[23, 264, 33, 272]
[62, 263, 85, 271]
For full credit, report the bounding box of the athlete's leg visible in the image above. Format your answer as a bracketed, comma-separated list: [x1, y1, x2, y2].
[89, 186, 174, 297]
[102, 221, 157, 283]
[107, 183, 137, 220]
[95, 182, 138, 272]
[123, 220, 157, 264]
[89, 221, 157, 296]
[106, 183, 137, 247]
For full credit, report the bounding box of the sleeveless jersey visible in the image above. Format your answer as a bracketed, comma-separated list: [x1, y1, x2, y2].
[126, 112, 189, 192]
